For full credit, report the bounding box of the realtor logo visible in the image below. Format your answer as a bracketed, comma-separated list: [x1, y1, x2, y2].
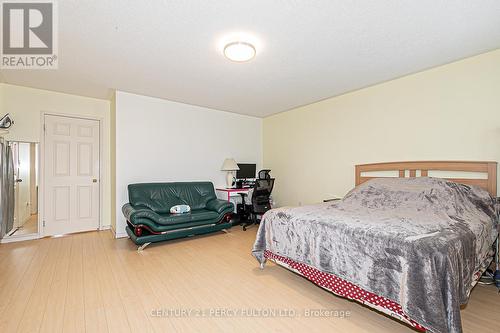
[1, 0, 58, 69]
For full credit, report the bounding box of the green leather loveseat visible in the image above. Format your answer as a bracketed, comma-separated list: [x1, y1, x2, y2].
[123, 182, 233, 248]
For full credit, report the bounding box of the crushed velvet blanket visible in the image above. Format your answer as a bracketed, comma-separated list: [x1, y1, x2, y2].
[252, 177, 498, 333]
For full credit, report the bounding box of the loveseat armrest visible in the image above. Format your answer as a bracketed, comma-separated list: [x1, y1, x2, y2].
[122, 203, 161, 224]
[206, 199, 233, 214]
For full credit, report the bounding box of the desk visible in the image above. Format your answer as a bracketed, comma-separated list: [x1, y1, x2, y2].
[216, 187, 252, 213]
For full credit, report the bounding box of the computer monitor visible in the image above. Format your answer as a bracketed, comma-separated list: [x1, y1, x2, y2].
[236, 163, 256, 179]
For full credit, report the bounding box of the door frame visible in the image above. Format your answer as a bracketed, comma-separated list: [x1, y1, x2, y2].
[39, 112, 104, 237]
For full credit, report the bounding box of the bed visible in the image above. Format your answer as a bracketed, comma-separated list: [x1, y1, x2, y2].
[252, 161, 498, 333]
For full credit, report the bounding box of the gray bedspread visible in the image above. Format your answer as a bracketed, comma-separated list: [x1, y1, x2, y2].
[252, 177, 498, 333]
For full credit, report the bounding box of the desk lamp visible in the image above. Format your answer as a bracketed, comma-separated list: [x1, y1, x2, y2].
[221, 158, 239, 188]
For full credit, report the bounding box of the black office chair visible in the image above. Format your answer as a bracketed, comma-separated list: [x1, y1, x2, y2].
[241, 177, 275, 231]
[258, 169, 271, 180]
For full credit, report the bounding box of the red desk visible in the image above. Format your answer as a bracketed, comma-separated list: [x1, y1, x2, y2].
[216, 187, 251, 201]
[216, 188, 252, 212]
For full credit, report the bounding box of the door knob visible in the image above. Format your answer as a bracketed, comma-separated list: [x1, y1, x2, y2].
[15, 179, 22, 183]
[92, 179, 98, 183]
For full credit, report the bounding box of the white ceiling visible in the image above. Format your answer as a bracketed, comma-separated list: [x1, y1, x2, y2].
[2, 1, 500, 117]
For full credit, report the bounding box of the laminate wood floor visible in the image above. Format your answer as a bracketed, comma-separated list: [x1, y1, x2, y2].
[0, 228, 498, 333]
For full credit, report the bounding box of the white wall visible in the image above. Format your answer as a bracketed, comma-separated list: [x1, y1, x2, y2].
[263, 49, 500, 207]
[115, 91, 262, 237]
[110, 92, 117, 233]
[0, 83, 112, 228]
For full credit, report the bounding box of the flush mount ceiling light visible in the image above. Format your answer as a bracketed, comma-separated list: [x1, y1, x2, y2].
[223, 41, 256, 62]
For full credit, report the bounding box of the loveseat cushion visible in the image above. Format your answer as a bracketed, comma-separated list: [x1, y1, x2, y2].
[128, 182, 217, 213]
[155, 209, 219, 225]
[206, 199, 233, 214]
[123, 203, 227, 226]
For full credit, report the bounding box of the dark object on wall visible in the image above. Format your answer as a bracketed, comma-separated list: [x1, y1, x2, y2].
[0, 114, 13, 129]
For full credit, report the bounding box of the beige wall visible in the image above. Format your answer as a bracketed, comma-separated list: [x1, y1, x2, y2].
[263, 49, 500, 207]
[0, 83, 112, 228]
[0, 84, 3, 113]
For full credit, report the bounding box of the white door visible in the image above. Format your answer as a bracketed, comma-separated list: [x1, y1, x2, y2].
[44, 115, 100, 236]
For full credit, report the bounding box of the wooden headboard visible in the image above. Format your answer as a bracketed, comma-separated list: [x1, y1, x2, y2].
[355, 161, 498, 196]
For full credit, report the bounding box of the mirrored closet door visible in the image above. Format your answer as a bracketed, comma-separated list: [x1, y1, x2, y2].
[1, 141, 39, 238]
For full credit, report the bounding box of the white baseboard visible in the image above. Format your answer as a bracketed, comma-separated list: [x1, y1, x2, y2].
[115, 231, 128, 238]
[1, 225, 114, 244]
[109, 224, 128, 239]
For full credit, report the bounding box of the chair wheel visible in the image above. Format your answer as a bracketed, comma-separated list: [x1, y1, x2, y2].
[243, 226, 247, 231]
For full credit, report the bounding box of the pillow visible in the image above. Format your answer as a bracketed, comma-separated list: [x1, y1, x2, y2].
[170, 205, 191, 214]
[343, 177, 497, 225]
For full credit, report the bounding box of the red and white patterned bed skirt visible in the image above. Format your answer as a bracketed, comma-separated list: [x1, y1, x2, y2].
[264, 250, 427, 332]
